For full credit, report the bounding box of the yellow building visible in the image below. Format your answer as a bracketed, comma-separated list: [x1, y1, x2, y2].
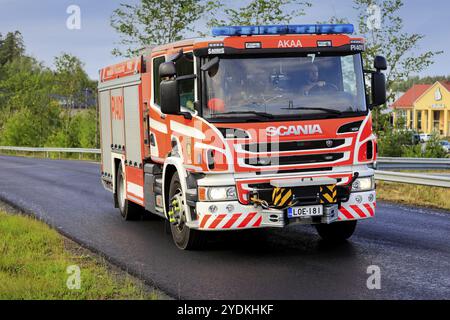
[392, 81, 450, 137]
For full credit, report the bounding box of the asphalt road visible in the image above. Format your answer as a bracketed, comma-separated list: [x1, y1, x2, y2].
[0, 155, 449, 299]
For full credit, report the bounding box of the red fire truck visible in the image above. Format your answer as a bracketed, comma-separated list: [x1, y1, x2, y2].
[98, 24, 386, 250]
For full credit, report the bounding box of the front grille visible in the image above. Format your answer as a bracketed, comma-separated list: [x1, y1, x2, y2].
[248, 183, 350, 206]
[244, 153, 344, 166]
[242, 139, 345, 153]
[255, 167, 332, 175]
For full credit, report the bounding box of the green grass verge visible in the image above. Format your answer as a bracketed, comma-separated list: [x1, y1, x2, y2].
[0, 210, 158, 300]
[376, 181, 450, 211]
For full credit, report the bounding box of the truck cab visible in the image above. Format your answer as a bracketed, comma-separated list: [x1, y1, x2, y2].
[99, 24, 387, 250]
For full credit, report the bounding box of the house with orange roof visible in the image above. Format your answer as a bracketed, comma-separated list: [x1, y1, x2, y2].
[392, 81, 450, 136]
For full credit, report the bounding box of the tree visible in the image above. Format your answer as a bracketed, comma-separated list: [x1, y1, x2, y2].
[207, 0, 311, 28]
[0, 56, 59, 144]
[111, 0, 215, 57]
[52, 53, 96, 146]
[54, 53, 93, 111]
[0, 31, 25, 67]
[391, 75, 450, 93]
[323, 1, 442, 134]
[353, 0, 442, 133]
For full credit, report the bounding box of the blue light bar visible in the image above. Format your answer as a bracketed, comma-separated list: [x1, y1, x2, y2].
[212, 24, 354, 37]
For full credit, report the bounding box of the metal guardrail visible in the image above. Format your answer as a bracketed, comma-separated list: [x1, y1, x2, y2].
[377, 157, 450, 170]
[0, 147, 449, 187]
[374, 170, 450, 188]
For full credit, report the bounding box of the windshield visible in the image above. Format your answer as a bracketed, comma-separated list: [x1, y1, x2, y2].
[203, 53, 367, 120]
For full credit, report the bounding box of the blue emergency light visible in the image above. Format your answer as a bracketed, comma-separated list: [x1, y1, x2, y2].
[212, 24, 354, 37]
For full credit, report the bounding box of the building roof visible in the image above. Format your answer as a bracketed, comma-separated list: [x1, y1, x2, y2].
[392, 84, 431, 109]
[441, 81, 450, 91]
[392, 81, 450, 109]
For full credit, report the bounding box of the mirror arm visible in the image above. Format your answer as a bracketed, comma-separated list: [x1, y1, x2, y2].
[176, 74, 197, 81]
[178, 112, 193, 120]
[364, 69, 376, 74]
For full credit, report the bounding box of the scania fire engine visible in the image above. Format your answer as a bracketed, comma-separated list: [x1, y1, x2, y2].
[98, 24, 387, 250]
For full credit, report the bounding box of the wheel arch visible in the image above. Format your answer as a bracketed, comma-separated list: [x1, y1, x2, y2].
[162, 157, 190, 221]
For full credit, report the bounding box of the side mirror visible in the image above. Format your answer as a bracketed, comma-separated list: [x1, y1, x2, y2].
[160, 79, 180, 115]
[159, 61, 176, 78]
[371, 71, 386, 107]
[374, 56, 387, 71]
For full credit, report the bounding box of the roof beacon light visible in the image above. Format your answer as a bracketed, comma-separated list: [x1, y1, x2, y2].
[212, 24, 354, 37]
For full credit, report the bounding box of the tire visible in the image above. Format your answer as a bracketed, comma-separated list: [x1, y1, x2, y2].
[315, 220, 357, 242]
[168, 172, 204, 250]
[116, 163, 142, 221]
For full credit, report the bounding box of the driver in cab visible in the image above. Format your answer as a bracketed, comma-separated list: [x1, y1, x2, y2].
[300, 63, 326, 96]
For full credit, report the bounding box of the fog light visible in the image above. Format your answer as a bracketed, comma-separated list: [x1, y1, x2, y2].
[226, 204, 234, 213]
[368, 194, 374, 202]
[355, 195, 363, 204]
[209, 205, 218, 213]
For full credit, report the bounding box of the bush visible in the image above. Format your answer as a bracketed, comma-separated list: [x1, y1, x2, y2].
[0, 109, 41, 146]
[377, 129, 414, 157]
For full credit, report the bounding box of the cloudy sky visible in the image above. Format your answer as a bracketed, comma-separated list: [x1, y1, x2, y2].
[1, 0, 449, 80]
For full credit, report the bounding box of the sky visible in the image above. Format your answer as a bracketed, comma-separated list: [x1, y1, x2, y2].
[0, 0, 449, 80]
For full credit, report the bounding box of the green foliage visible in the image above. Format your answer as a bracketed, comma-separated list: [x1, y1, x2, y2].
[391, 75, 450, 93]
[325, 1, 443, 136]
[0, 109, 41, 146]
[207, 0, 311, 28]
[0, 31, 25, 67]
[377, 127, 413, 157]
[111, 0, 215, 57]
[423, 132, 448, 158]
[45, 108, 98, 149]
[0, 33, 99, 150]
[378, 127, 447, 158]
[354, 0, 442, 102]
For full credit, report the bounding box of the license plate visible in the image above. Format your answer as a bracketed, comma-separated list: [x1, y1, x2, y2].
[288, 205, 323, 218]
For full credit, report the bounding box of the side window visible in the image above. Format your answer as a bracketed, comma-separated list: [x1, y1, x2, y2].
[176, 53, 195, 111]
[153, 56, 165, 106]
[341, 55, 357, 95]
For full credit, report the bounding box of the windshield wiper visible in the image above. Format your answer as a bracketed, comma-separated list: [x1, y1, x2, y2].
[281, 106, 343, 115]
[211, 111, 274, 119]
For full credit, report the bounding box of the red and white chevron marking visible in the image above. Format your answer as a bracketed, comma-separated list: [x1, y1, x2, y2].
[199, 212, 263, 230]
[338, 202, 376, 221]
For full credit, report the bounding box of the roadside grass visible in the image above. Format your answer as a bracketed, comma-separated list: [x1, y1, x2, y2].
[0, 210, 159, 300]
[376, 181, 450, 211]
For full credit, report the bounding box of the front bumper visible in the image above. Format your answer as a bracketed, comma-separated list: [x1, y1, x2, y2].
[188, 190, 376, 231]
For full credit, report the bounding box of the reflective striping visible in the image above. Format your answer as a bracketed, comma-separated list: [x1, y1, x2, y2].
[127, 194, 144, 206]
[200, 214, 211, 228]
[238, 212, 257, 228]
[339, 202, 376, 221]
[223, 213, 242, 229]
[170, 121, 205, 139]
[209, 214, 227, 229]
[363, 203, 374, 216]
[339, 206, 354, 220]
[151, 120, 168, 134]
[127, 182, 143, 198]
[350, 205, 367, 218]
[252, 216, 263, 227]
[198, 212, 262, 230]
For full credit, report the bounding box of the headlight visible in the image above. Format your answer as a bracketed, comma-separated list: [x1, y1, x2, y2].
[352, 176, 375, 192]
[198, 186, 237, 201]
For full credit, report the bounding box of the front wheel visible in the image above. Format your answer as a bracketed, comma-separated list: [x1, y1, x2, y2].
[315, 220, 357, 242]
[168, 172, 204, 250]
